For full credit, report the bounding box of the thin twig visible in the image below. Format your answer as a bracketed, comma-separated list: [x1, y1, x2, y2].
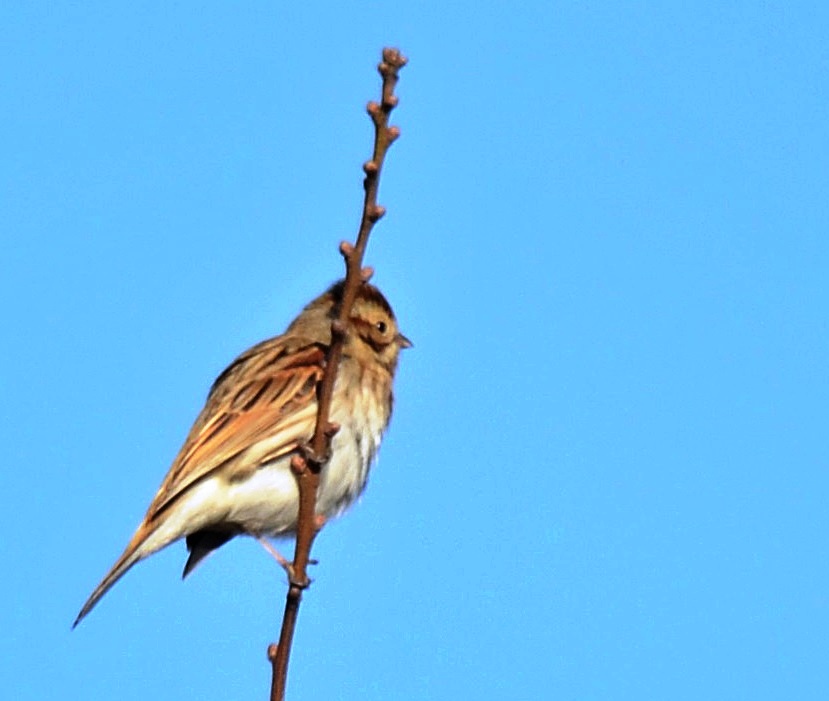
[269, 47, 407, 701]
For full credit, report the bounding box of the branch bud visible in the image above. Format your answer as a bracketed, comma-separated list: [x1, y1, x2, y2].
[331, 318, 347, 338]
[382, 47, 407, 67]
[290, 455, 306, 475]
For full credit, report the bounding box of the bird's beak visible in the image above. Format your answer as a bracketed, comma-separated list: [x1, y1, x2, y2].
[396, 333, 413, 349]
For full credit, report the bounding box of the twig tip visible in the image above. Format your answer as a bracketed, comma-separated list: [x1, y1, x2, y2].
[381, 47, 408, 69]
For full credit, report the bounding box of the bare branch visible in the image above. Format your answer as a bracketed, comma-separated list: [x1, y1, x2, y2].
[269, 47, 406, 701]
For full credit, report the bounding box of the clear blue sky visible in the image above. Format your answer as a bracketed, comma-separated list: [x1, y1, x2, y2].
[3, 3, 827, 699]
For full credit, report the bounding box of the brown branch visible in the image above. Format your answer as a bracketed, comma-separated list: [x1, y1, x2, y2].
[268, 47, 407, 701]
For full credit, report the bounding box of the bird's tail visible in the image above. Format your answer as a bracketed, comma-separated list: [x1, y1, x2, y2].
[73, 523, 157, 628]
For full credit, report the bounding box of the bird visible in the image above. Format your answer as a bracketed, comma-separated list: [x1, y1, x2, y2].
[74, 280, 410, 627]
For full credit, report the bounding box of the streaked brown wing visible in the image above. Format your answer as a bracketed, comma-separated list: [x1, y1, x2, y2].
[145, 339, 325, 520]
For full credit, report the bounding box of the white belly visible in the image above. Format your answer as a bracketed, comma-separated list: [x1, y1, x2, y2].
[139, 380, 387, 556]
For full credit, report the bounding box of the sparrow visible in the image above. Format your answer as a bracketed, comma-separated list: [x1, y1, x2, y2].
[74, 280, 410, 627]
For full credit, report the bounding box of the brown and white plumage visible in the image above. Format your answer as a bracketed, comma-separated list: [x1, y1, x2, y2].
[74, 281, 409, 627]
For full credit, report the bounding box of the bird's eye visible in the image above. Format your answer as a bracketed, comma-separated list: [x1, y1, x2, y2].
[375, 321, 387, 334]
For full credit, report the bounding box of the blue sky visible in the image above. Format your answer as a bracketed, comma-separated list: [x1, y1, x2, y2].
[3, 2, 828, 699]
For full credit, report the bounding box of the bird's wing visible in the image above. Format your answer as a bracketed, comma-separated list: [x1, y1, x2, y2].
[145, 338, 325, 520]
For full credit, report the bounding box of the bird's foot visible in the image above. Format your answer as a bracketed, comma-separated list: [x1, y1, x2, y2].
[256, 537, 320, 587]
[256, 537, 291, 570]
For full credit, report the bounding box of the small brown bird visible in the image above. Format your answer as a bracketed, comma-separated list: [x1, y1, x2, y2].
[74, 280, 410, 627]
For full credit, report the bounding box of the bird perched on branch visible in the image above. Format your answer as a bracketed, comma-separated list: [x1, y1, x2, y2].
[75, 280, 410, 627]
